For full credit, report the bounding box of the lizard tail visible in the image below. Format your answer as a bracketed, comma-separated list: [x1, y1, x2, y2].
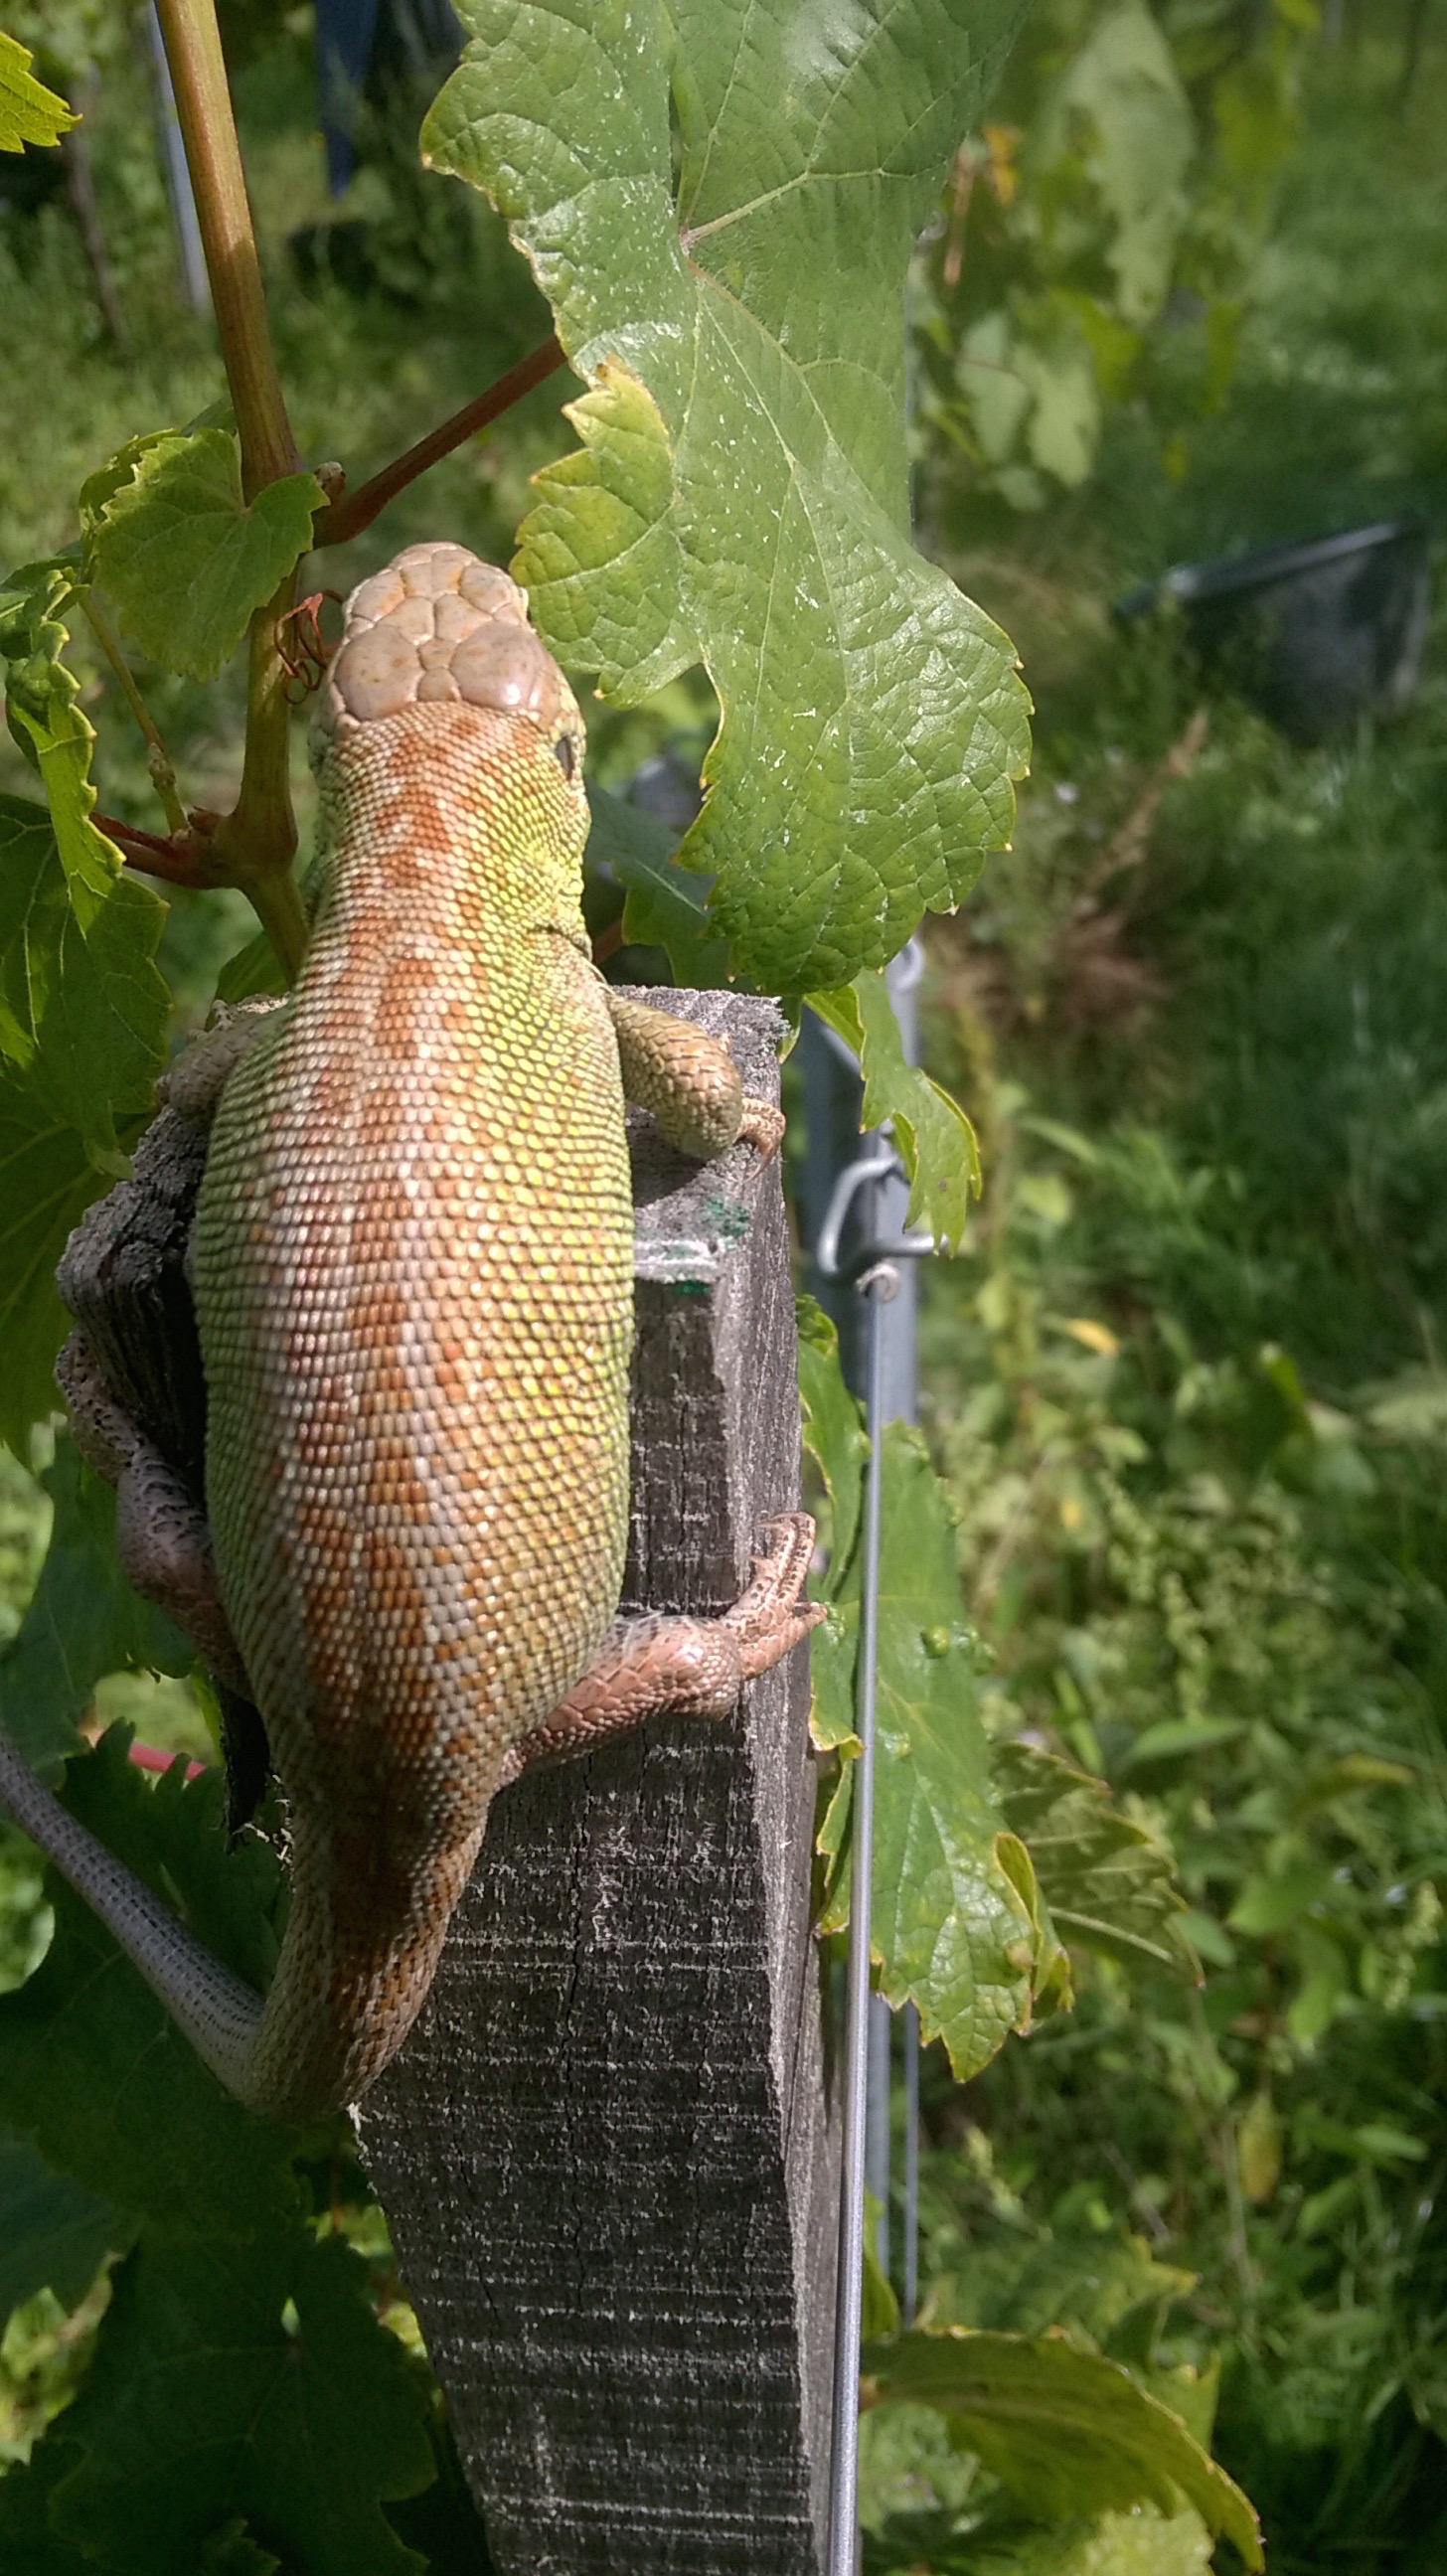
[0, 1732, 487, 2123]
[243, 1809, 487, 2122]
[0, 1729, 263, 2100]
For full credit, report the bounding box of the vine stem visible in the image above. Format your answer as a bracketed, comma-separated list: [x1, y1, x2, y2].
[213, 566, 310, 980]
[92, 812, 213, 886]
[311, 334, 568, 549]
[139, 17, 565, 976]
[152, 0, 300, 498]
[153, 0, 304, 970]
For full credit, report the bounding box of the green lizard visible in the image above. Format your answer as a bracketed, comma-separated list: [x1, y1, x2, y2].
[0, 540, 821, 2124]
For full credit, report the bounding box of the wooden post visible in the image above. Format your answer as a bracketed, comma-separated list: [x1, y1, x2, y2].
[357, 991, 837, 2576]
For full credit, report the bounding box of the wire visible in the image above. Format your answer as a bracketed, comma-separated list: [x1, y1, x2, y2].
[826, 1260, 895, 2576]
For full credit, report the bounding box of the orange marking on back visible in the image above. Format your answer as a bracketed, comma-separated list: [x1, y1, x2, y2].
[376, 952, 438, 1062]
[352, 1171, 411, 1266]
[361, 1085, 409, 1159]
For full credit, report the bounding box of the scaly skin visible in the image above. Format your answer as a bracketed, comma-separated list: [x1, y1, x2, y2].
[0, 543, 818, 2123]
[196, 550, 634, 2119]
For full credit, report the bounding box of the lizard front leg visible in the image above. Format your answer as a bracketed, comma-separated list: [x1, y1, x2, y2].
[159, 995, 282, 1129]
[497, 1514, 824, 1783]
[607, 995, 786, 1160]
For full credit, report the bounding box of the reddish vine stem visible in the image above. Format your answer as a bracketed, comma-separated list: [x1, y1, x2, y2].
[311, 335, 568, 548]
[93, 812, 216, 887]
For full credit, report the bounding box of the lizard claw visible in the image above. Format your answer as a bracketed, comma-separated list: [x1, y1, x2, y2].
[738, 1096, 786, 1160]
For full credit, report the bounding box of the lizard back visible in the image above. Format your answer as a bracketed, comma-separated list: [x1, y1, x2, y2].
[192, 545, 632, 2114]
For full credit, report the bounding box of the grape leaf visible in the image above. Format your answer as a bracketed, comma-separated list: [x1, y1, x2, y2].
[0, 1738, 447, 2570]
[427, 0, 1033, 993]
[0, 566, 169, 1174]
[964, 2505, 1213, 2575]
[0, 29, 77, 152]
[0, 2132, 128, 2321]
[862, 2329, 1262, 2565]
[0, 1077, 138, 1455]
[994, 1741, 1201, 1984]
[49, 2231, 432, 2576]
[0, 2437, 93, 2575]
[584, 782, 731, 986]
[0, 791, 167, 1181]
[88, 430, 324, 684]
[800, 1310, 1036, 2074]
[808, 974, 982, 1249]
[0, 1730, 297, 2233]
[846, 1425, 1036, 2074]
[797, 1294, 870, 1600]
[922, 2224, 1196, 2347]
[0, 1438, 195, 1775]
[199, 2524, 282, 2576]
[215, 925, 288, 1004]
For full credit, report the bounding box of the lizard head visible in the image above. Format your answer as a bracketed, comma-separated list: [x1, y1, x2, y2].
[315, 541, 588, 871]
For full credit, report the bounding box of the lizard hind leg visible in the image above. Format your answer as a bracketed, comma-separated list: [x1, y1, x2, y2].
[498, 1513, 824, 1783]
[57, 1331, 250, 1699]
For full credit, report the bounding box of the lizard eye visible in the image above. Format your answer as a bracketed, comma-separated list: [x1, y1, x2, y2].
[553, 733, 576, 781]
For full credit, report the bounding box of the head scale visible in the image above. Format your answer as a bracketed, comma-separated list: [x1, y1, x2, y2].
[316, 541, 585, 790]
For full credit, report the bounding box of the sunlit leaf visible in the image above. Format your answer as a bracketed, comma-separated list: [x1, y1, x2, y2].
[808, 976, 982, 1250]
[0, 30, 77, 153]
[0, 565, 168, 1173]
[962, 2504, 1214, 2575]
[797, 1294, 870, 1591]
[88, 430, 323, 684]
[815, 1468, 1035, 2068]
[994, 1740, 1199, 1983]
[922, 2224, 1196, 2347]
[429, 0, 1032, 992]
[0, 793, 166, 1182]
[863, 2328, 1262, 2565]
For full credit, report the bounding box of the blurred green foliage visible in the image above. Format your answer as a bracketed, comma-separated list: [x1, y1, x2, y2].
[912, 0, 1317, 512]
[863, 7, 1447, 2567]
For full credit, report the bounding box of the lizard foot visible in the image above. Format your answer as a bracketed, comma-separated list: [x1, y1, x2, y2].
[737, 1096, 786, 1160]
[499, 1512, 824, 1783]
[718, 1512, 824, 1667]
